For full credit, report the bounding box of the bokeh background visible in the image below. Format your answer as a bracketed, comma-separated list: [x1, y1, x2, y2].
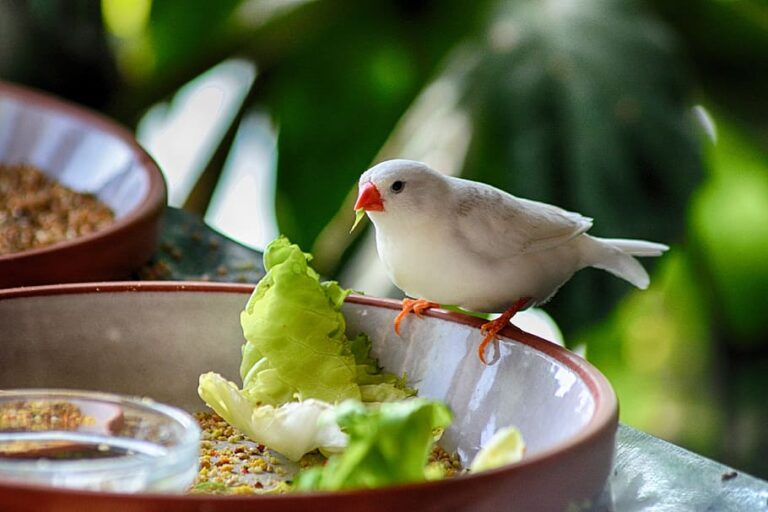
[2, 0, 767, 479]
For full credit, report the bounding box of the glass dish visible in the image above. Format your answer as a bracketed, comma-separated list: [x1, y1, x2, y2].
[0, 389, 200, 492]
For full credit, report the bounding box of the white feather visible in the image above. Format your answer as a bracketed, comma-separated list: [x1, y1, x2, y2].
[358, 160, 668, 313]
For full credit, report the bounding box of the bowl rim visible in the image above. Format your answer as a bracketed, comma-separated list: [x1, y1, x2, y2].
[0, 281, 619, 502]
[0, 80, 167, 263]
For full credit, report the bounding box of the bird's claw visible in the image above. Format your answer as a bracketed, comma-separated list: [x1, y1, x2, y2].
[393, 298, 439, 336]
[477, 297, 532, 365]
[477, 333, 497, 365]
[478, 319, 506, 365]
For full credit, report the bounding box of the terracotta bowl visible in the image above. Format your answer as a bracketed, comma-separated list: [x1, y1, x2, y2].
[0, 81, 166, 288]
[0, 282, 618, 512]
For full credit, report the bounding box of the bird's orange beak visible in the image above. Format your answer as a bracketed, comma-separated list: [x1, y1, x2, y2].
[354, 181, 384, 211]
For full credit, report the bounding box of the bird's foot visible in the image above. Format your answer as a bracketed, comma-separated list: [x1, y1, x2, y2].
[477, 318, 509, 365]
[394, 298, 440, 336]
[478, 297, 532, 364]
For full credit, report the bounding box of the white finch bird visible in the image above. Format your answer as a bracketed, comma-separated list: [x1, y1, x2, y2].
[353, 159, 668, 363]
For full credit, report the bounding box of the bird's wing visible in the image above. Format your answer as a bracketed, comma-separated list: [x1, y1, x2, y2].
[451, 180, 593, 257]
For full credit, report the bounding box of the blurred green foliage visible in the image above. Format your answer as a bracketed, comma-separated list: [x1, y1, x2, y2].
[263, 0, 488, 250]
[1, 0, 767, 478]
[692, 119, 768, 345]
[454, 0, 703, 330]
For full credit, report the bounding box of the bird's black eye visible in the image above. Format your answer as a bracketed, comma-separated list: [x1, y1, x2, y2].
[390, 180, 405, 193]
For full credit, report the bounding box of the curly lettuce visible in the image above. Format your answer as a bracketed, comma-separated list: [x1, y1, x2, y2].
[294, 399, 453, 491]
[469, 426, 526, 472]
[198, 373, 347, 460]
[238, 237, 360, 405]
[198, 236, 413, 460]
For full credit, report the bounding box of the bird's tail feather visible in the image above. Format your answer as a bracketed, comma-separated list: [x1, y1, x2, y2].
[598, 238, 669, 257]
[585, 237, 669, 290]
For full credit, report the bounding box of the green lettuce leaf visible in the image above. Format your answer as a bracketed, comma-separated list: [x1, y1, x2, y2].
[469, 426, 526, 472]
[198, 236, 413, 460]
[350, 208, 366, 233]
[239, 236, 360, 405]
[198, 372, 347, 461]
[350, 333, 414, 402]
[294, 398, 453, 491]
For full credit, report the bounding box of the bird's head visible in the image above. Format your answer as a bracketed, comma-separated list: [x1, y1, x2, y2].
[353, 160, 449, 231]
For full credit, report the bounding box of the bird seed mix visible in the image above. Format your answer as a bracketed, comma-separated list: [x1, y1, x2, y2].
[190, 412, 463, 495]
[0, 164, 115, 255]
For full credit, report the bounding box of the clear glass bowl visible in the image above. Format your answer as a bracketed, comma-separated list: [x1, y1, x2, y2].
[0, 389, 200, 493]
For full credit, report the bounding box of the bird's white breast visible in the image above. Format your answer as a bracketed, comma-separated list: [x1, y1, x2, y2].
[369, 212, 584, 312]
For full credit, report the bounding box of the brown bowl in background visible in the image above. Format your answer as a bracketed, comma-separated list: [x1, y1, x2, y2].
[0, 81, 166, 287]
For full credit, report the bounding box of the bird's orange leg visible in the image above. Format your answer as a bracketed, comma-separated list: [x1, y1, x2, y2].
[478, 297, 532, 364]
[394, 298, 440, 335]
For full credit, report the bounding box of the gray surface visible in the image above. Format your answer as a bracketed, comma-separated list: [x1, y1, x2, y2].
[609, 425, 768, 511]
[135, 207, 265, 283]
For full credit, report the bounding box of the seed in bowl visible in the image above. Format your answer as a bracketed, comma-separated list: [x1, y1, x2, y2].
[0, 400, 89, 432]
[190, 412, 463, 495]
[0, 164, 114, 255]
